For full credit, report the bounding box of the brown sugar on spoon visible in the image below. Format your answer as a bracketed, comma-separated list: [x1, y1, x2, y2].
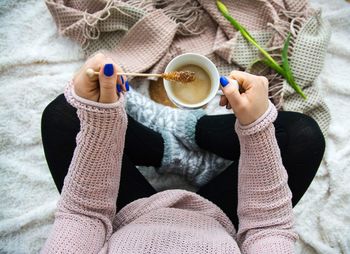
[162, 71, 196, 83]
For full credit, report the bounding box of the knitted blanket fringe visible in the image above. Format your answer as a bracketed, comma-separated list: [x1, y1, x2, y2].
[262, 7, 312, 108]
[82, 0, 206, 50]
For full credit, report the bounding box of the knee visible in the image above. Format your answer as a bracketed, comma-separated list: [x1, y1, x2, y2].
[42, 94, 77, 129]
[287, 113, 326, 156]
[42, 95, 62, 127]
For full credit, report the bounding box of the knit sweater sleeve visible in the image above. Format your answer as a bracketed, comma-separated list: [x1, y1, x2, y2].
[235, 101, 298, 254]
[41, 83, 128, 254]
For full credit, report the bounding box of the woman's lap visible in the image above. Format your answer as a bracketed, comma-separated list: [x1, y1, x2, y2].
[41, 94, 325, 229]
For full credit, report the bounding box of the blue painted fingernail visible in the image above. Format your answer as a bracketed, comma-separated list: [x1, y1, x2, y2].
[120, 75, 124, 84]
[117, 84, 122, 93]
[104, 63, 114, 77]
[220, 76, 229, 87]
[125, 81, 129, 91]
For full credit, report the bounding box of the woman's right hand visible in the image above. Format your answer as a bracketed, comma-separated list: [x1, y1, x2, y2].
[73, 53, 127, 104]
[219, 71, 269, 126]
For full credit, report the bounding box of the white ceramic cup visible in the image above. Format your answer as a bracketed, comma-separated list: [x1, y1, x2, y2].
[163, 53, 220, 109]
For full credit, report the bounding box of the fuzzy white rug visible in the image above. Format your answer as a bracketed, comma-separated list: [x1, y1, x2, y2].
[0, 0, 349, 253]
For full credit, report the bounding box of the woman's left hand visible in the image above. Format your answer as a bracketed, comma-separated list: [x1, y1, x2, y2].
[73, 53, 127, 104]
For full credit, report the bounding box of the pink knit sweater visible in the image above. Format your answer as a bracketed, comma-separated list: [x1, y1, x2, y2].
[41, 84, 297, 253]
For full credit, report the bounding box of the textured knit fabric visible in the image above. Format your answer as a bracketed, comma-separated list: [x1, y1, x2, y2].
[45, 0, 331, 135]
[42, 93, 324, 230]
[160, 130, 231, 186]
[41, 83, 298, 253]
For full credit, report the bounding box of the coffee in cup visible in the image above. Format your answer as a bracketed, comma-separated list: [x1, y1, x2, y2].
[169, 64, 212, 105]
[163, 53, 220, 109]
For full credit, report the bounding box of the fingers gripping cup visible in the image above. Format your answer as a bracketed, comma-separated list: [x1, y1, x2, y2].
[163, 53, 220, 109]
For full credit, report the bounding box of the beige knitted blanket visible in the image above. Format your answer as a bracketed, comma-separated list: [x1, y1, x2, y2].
[45, 0, 331, 134]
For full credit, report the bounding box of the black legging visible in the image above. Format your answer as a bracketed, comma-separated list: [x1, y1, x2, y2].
[41, 94, 325, 229]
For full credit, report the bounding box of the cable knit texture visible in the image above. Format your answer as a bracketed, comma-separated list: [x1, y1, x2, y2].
[41, 85, 297, 253]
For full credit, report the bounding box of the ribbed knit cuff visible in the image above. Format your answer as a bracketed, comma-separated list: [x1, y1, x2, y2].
[156, 131, 180, 174]
[64, 81, 127, 134]
[235, 101, 277, 137]
[178, 109, 206, 150]
[65, 81, 124, 110]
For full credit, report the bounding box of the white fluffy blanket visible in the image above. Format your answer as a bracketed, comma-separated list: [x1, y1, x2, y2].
[0, 0, 349, 253]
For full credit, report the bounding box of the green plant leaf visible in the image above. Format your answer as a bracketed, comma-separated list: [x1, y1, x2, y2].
[260, 59, 283, 76]
[281, 34, 307, 99]
[216, 1, 283, 75]
[217, 1, 306, 99]
[281, 33, 292, 80]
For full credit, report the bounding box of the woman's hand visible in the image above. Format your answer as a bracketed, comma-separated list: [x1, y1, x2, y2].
[219, 71, 269, 126]
[73, 53, 127, 103]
